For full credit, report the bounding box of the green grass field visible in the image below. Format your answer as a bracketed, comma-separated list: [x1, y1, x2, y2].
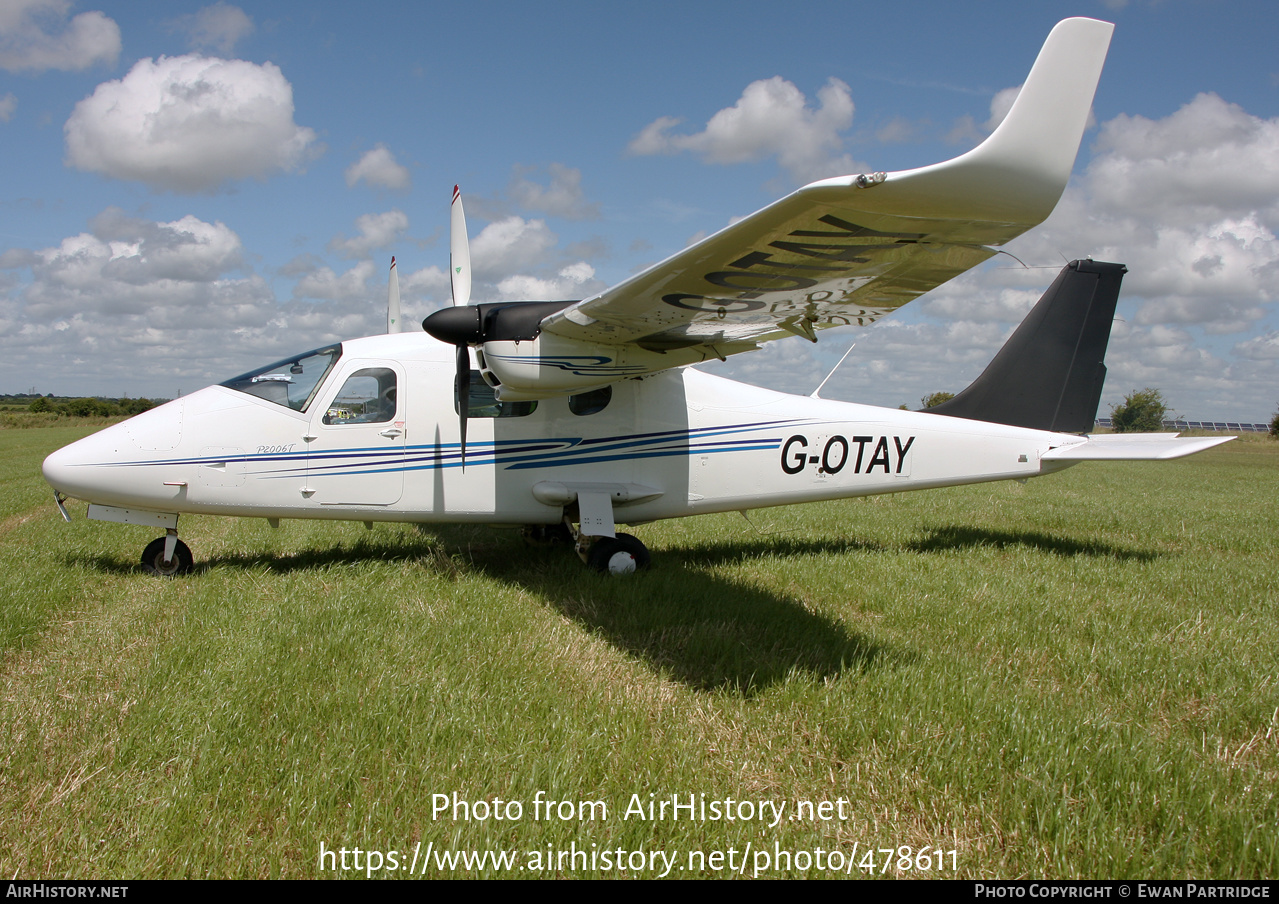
[2, 423, 1276, 878]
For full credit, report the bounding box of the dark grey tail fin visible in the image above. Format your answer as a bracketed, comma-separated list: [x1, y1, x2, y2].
[926, 259, 1126, 433]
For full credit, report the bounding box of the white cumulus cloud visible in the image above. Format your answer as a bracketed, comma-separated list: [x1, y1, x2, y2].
[64, 54, 319, 193]
[0, 0, 120, 73]
[87, 206, 244, 284]
[1233, 330, 1279, 360]
[1086, 93, 1279, 223]
[628, 76, 861, 184]
[0, 210, 389, 393]
[0, 92, 14, 122]
[470, 216, 557, 280]
[345, 144, 411, 191]
[1012, 95, 1279, 337]
[294, 260, 377, 302]
[496, 262, 601, 301]
[328, 210, 409, 259]
[22, 210, 248, 321]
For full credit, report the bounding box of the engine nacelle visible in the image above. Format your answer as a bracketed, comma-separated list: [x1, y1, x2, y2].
[478, 333, 707, 400]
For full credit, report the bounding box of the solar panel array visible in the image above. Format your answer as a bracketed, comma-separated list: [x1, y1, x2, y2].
[1093, 418, 1271, 433]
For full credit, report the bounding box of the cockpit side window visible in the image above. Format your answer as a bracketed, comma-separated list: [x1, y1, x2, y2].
[324, 368, 397, 425]
[221, 345, 342, 412]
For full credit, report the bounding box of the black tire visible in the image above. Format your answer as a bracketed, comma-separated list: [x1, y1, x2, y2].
[586, 533, 650, 574]
[141, 537, 194, 577]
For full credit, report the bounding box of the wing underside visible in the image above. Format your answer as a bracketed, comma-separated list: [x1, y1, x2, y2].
[540, 17, 1114, 358]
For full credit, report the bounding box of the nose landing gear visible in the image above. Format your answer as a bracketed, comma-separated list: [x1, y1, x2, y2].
[141, 529, 193, 576]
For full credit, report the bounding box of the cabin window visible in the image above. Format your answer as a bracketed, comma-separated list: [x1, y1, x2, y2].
[569, 386, 612, 416]
[221, 344, 342, 412]
[324, 368, 397, 424]
[455, 370, 536, 418]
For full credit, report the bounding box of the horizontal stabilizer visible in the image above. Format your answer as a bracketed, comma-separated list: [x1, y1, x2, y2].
[1042, 434, 1235, 461]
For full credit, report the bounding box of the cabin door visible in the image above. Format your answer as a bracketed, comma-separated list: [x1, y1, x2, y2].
[305, 361, 406, 506]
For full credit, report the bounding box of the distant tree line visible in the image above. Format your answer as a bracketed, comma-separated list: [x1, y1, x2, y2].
[22, 396, 158, 417]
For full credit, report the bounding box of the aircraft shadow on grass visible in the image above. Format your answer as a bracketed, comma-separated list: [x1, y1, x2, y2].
[65, 520, 1158, 693]
[907, 525, 1158, 561]
[67, 528, 883, 694]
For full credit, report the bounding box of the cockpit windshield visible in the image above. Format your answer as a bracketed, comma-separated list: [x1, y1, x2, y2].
[220, 344, 342, 411]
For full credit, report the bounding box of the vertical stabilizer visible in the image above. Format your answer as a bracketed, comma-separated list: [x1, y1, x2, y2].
[927, 260, 1126, 433]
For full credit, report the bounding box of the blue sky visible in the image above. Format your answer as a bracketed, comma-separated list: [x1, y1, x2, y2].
[2, 0, 1277, 421]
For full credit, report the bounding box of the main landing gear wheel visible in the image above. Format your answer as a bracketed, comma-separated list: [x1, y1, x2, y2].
[586, 533, 650, 575]
[141, 537, 193, 577]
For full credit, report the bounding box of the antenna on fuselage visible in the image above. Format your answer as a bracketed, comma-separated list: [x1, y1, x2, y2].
[811, 343, 855, 399]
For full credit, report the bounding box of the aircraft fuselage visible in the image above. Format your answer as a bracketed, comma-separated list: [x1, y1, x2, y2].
[43, 332, 1082, 532]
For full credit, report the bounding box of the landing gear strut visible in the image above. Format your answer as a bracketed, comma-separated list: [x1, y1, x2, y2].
[141, 529, 193, 576]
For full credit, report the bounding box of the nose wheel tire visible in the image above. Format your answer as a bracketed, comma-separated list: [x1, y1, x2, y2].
[586, 533, 650, 575]
[141, 537, 193, 577]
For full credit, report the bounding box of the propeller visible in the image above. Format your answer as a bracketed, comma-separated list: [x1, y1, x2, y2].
[449, 186, 473, 469]
[427, 186, 568, 470]
[387, 256, 400, 333]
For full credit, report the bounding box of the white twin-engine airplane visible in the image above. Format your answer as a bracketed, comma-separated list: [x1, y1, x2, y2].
[44, 18, 1232, 576]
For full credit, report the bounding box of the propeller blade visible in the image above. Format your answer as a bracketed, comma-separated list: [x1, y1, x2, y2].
[449, 185, 472, 307]
[445, 184, 474, 470]
[387, 256, 401, 333]
[455, 344, 470, 471]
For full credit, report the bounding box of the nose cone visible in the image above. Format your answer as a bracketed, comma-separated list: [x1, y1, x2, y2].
[42, 423, 130, 501]
[42, 441, 78, 493]
[42, 398, 185, 506]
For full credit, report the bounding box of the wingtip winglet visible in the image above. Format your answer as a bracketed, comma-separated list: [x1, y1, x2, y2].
[856, 17, 1114, 231]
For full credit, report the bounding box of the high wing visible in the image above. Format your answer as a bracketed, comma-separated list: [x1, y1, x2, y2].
[539, 17, 1112, 356]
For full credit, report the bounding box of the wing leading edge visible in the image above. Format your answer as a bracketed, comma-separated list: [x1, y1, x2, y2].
[540, 17, 1113, 357]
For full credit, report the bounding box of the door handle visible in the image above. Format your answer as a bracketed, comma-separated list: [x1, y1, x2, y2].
[379, 428, 404, 438]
